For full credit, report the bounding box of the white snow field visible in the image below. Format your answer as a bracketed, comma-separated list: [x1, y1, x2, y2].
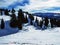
[0, 15, 60, 45]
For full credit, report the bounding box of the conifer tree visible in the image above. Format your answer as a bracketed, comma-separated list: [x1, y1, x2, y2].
[0, 9, 3, 15]
[10, 12, 17, 28]
[0, 19, 5, 29]
[44, 17, 49, 27]
[39, 20, 43, 28]
[39, 18, 44, 28]
[50, 18, 54, 28]
[11, 8, 15, 13]
[4, 9, 9, 16]
[17, 9, 24, 30]
[56, 19, 60, 27]
[29, 14, 34, 25]
[34, 17, 39, 26]
[24, 15, 28, 23]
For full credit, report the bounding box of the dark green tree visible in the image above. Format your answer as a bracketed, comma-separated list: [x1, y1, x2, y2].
[17, 9, 24, 30]
[29, 14, 34, 25]
[24, 15, 28, 23]
[10, 13, 17, 28]
[56, 19, 60, 27]
[44, 17, 49, 27]
[35, 17, 39, 26]
[0, 19, 5, 29]
[4, 9, 9, 16]
[50, 18, 54, 28]
[39, 20, 43, 28]
[11, 8, 15, 13]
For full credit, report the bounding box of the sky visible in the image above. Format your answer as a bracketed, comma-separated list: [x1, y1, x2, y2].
[0, 0, 60, 13]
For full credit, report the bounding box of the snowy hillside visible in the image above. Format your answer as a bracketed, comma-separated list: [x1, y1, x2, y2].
[0, 15, 60, 45]
[0, 24, 60, 45]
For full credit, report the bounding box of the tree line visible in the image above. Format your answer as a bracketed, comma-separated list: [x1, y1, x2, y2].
[0, 8, 60, 30]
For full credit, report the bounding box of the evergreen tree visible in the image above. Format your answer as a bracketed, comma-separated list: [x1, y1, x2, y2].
[29, 14, 34, 25]
[39, 18, 44, 28]
[24, 15, 28, 23]
[25, 15, 28, 23]
[56, 19, 60, 27]
[0, 9, 3, 15]
[29, 14, 34, 21]
[25, 12, 29, 14]
[50, 18, 57, 28]
[34, 17, 39, 27]
[39, 20, 43, 28]
[4, 9, 9, 15]
[0, 9, 1, 15]
[0, 19, 5, 29]
[18, 9, 24, 23]
[11, 8, 15, 13]
[10, 12, 17, 28]
[44, 17, 49, 27]
[35, 17, 39, 26]
[50, 18, 54, 28]
[51, 18, 57, 27]
[0, 19, 1, 29]
[17, 9, 24, 30]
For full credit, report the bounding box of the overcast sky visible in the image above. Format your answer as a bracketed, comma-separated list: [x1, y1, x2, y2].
[0, 0, 60, 13]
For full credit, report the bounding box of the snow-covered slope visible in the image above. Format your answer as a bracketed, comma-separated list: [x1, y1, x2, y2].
[0, 15, 60, 45]
[0, 24, 60, 45]
[0, 16, 19, 36]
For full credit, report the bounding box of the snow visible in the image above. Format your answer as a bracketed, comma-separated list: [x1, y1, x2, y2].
[0, 15, 11, 21]
[0, 15, 60, 45]
[0, 24, 60, 45]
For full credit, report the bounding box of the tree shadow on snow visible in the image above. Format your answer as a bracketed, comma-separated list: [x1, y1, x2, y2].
[0, 21, 19, 37]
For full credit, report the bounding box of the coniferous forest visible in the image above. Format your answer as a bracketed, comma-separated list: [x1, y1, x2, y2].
[0, 8, 60, 30]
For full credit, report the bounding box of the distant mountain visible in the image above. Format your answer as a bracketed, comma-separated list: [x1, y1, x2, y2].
[33, 12, 60, 19]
